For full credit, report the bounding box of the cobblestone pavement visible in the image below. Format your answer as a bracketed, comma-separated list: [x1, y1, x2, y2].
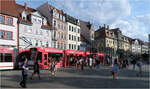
[0, 65, 149, 88]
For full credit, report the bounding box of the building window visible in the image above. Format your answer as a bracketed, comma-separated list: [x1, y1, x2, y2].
[7, 17, 12, 25]
[33, 18, 36, 22]
[37, 19, 41, 24]
[58, 24, 60, 29]
[47, 31, 49, 36]
[78, 29, 80, 33]
[40, 41, 42, 46]
[0, 31, 4, 39]
[74, 45, 76, 50]
[36, 40, 38, 46]
[54, 42, 56, 48]
[78, 37, 80, 41]
[72, 35, 73, 40]
[72, 44, 73, 50]
[27, 27, 32, 33]
[69, 44, 71, 49]
[64, 25, 66, 30]
[74, 27, 76, 32]
[61, 24, 63, 30]
[46, 42, 49, 47]
[61, 33, 63, 39]
[69, 25, 71, 31]
[64, 35, 66, 40]
[58, 42, 60, 49]
[0, 16, 4, 24]
[54, 20, 56, 27]
[69, 34, 71, 40]
[74, 36, 76, 41]
[61, 43, 63, 49]
[78, 45, 80, 50]
[64, 44, 66, 49]
[6, 32, 12, 40]
[72, 26, 74, 32]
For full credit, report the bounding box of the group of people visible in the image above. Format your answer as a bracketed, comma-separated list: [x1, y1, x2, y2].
[111, 58, 143, 80]
[19, 57, 58, 88]
[69, 56, 102, 70]
[19, 56, 144, 88]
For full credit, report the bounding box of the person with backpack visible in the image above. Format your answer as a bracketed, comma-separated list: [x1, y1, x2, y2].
[20, 58, 29, 88]
[30, 60, 40, 80]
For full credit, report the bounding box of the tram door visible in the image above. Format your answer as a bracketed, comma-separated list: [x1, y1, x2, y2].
[44, 53, 48, 68]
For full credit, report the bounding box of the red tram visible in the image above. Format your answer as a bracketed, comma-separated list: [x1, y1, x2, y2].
[65, 50, 85, 68]
[0, 47, 14, 70]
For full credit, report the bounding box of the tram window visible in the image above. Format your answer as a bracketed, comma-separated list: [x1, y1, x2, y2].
[0, 53, 3, 62]
[44, 54, 47, 65]
[48, 53, 62, 57]
[4, 53, 12, 62]
[37, 52, 42, 63]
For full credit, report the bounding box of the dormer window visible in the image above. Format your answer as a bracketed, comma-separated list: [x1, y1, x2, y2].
[21, 11, 27, 20]
[23, 17, 26, 20]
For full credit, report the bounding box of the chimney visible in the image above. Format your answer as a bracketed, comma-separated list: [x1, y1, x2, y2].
[99, 26, 101, 29]
[104, 24, 106, 29]
[24, 2, 27, 10]
[107, 25, 109, 29]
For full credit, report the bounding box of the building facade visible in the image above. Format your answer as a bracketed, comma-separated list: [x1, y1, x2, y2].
[0, 0, 18, 48]
[141, 42, 149, 54]
[80, 20, 95, 51]
[37, 2, 67, 49]
[16, 3, 52, 49]
[131, 39, 142, 56]
[94, 25, 116, 56]
[65, 14, 81, 50]
[111, 28, 130, 58]
[149, 34, 150, 60]
[95, 25, 131, 58]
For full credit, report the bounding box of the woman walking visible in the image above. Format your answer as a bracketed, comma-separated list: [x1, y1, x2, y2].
[111, 59, 121, 79]
[20, 58, 29, 88]
[50, 58, 57, 76]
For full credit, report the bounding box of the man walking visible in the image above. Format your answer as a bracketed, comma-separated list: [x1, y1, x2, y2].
[30, 60, 40, 80]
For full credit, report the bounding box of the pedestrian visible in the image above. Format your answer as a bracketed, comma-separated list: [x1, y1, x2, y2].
[50, 58, 57, 76]
[89, 57, 93, 69]
[136, 60, 143, 77]
[132, 59, 137, 70]
[20, 58, 29, 88]
[30, 60, 40, 80]
[111, 59, 121, 79]
[96, 58, 100, 70]
[80, 57, 84, 70]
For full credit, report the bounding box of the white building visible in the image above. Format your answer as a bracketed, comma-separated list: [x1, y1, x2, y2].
[132, 39, 142, 55]
[37, 2, 67, 49]
[16, 3, 52, 49]
[0, 0, 18, 48]
[65, 14, 81, 50]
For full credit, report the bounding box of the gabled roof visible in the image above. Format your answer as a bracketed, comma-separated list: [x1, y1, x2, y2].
[80, 34, 90, 44]
[15, 3, 36, 16]
[47, 2, 65, 16]
[0, 0, 18, 17]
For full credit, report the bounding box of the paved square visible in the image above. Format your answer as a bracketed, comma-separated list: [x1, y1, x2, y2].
[0, 65, 149, 88]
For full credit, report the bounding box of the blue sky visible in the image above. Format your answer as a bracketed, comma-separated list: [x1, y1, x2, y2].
[16, 0, 150, 42]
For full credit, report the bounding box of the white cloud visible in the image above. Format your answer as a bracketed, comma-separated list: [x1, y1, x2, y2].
[51, 0, 149, 41]
[52, 0, 131, 25]
[110, 16, 149, 41]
